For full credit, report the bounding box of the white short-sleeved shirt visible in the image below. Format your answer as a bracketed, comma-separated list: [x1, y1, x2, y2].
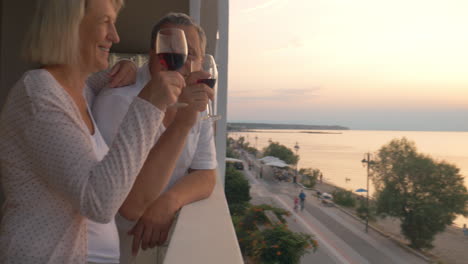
[92, 63, 217, 193]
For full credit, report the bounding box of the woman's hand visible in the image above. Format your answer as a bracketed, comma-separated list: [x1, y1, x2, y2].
[138, 71, 186, 112]
[108, 60, 137, 88]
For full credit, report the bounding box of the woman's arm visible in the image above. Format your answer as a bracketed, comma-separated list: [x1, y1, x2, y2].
[118, 119, 194, 221]
[25, 97, 163, 223]
[19, 70, 183, 223]
[119, 71, 213, 221]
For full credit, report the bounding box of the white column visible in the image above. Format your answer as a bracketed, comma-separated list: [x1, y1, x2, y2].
[215, 0, 229, 186]
[189, 0, 201, 24]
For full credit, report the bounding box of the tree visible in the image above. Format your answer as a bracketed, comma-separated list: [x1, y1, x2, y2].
[263, 141, 299, 165]
[245, 146, 258, 156]
[372, 138, 468, 249]
[237, 136, 249, 148]
[226, 137, 241, 159]
[225, 167, 251, 216]
[299, 168, 319, 188]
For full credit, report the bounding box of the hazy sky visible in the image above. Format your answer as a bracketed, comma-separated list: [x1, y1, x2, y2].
[227, 0, 468, 131]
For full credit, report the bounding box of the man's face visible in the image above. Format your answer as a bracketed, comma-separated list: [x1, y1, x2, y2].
[150, 24, 202, 78]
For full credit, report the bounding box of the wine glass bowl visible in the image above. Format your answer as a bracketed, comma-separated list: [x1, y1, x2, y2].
[198, 54, 220, 121]
[156, 28, 188, 71]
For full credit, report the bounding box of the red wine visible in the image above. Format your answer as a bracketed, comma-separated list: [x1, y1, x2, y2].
[197, 79, 216, 88]
[157, 53, 187, 71]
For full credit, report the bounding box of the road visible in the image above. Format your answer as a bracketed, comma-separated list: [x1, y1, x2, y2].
[240, 153, 429, 264]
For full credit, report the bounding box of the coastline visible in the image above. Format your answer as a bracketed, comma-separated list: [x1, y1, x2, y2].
[234, 129, 343, 134]
[228, 129, 468, 229]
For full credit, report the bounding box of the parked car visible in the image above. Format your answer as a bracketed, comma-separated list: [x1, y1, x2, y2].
[320, 192, 334, 207]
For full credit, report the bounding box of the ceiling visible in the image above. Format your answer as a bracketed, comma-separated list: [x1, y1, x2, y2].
[112, 0, 189, 54]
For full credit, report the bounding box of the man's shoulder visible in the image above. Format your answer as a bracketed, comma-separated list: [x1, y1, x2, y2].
[97, 86, 140, 99]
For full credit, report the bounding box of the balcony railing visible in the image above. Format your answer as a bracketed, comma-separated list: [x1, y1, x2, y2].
[134, 179, 244, 264]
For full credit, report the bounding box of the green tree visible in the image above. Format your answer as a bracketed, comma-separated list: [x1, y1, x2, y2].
[226, 145, 240, 159]
[226, 137, 240, 159]
[332, 189, 356, 208]
[225, 167, 251, 216]
[245, 146, 258, 156]
[263, 141, 299, 165]
[237, 136, 249, 148]
[299, 168, 319, 188]
[227, 136, 235, 146]
[372, 138, 468, 249]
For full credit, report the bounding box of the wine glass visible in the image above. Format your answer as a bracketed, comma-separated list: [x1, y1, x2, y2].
[156, 28, 188, 108]
[198, 54, 221, 121]
[156, 28, 188, 71]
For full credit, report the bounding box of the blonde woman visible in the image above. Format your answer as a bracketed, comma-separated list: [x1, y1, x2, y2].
[0, 0, 185, 263]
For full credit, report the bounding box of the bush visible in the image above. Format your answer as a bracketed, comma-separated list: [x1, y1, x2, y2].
[255, 225, 317, 264]
[332, 190, 356, 207]
[234, 205, 317, 264]
[225, 167, 251, 216]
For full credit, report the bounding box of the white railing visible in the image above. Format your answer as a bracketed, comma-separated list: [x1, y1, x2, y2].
[163, 180, 244, 264]
[133, 179, 244, 264]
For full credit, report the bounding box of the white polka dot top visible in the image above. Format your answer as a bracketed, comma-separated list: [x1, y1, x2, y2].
[0, 69, 164, 263]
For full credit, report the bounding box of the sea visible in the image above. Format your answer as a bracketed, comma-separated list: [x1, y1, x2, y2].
[229, 129, 468, 228]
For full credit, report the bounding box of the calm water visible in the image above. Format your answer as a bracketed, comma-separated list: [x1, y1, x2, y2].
[230, 129, 468, 227]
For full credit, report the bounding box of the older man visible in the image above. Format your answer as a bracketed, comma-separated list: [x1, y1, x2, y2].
[92, 13, 217, 263]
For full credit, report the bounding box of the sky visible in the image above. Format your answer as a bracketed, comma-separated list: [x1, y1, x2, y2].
[227, 0, 468, 131]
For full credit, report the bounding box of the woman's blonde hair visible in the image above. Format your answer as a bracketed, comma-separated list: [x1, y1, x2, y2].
[23, 0, 124, 66]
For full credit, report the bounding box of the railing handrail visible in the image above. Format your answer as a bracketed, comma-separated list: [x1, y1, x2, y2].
[163, 180, 244, 264]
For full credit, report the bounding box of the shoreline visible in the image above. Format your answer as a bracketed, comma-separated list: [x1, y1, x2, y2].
[232, 130, 343, 134]
[227, 130, 468, 229]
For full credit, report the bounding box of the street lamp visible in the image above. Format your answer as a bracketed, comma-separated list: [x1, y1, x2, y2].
[361, 153, 375, 233]
[294, 142, 300, 184]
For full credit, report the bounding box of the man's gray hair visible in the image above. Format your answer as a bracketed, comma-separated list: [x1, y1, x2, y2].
[150, 12, 206, 55]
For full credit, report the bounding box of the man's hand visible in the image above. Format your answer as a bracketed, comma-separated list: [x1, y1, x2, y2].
[128, 192, 180, 256]
[183, 71, 214, 105]
[108, 60, 137, 88]
[171, 71, 214, 127]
